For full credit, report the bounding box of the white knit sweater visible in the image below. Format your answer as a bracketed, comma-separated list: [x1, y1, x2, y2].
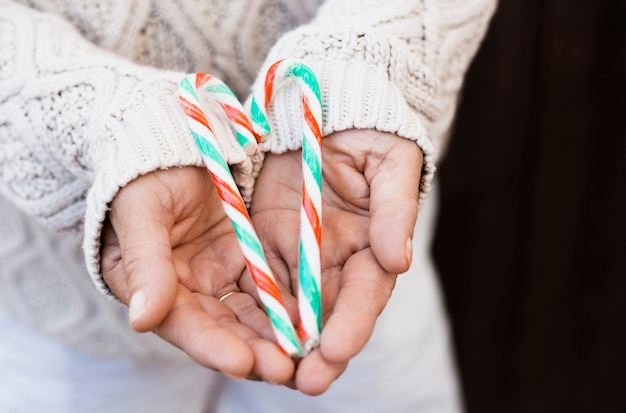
[0, 0, 496, 359]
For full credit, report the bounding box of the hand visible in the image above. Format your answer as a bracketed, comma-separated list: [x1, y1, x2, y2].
[246, 129, 423, 394]
[100, 166, 295, 383]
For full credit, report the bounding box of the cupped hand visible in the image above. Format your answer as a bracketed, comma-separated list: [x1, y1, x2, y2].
[100, 166, 294, 383]
[245, 129, 423, 395]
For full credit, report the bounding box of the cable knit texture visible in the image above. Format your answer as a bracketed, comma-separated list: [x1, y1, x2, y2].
[0, 0, 496, 359]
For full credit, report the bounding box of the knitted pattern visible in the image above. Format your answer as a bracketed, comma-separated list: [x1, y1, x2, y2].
[0, 0, 496, 359]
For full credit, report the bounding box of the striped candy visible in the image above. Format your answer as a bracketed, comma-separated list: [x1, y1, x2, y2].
[178, 73, 301, 356]
[197, 74, 259, 154]
[249, 59, 323, 353]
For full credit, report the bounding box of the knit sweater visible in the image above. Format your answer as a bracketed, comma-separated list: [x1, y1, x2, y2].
[0, 0, 496, 359]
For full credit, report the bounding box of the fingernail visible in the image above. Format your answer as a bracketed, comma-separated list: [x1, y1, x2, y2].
[405, 238, 413, 265]
[129, 290, 146, 324]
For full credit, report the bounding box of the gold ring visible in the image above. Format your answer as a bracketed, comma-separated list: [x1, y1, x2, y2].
[219, 291, 237, 302]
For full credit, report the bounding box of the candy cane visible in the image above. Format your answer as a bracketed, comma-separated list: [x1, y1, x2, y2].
[249, 59, 323, 353]
[178, 73, 301, 356]
[198, 74, 259, 154]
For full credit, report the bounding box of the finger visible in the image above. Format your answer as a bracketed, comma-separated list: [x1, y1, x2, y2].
[248, 152, 302, 314]
[320, 248, 396, 364]
[154, 286, 255, 379]
[249, 151, 302, 212]
[100, 216, 124, 286]
[294, 348, 348, 395]
[198, 293, 295, 384]
[322, 149, 370, 212]
[109, 187, 178, 333]
[249, 155, 301, 278]
[248, 206, 300, 284]
[218, 289, 280, 342]
[368, 140, 423, 274]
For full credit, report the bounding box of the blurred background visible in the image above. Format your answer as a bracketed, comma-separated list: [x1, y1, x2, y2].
[432, 0, 626, 412]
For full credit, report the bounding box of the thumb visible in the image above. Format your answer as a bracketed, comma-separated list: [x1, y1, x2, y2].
[109, 183, 178, 333]
[368, 139, 423, 274]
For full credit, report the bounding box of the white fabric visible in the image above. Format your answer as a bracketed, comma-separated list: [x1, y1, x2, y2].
[0, 308, 221, 413]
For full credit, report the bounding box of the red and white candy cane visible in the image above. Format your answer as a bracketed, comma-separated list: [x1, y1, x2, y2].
[178, 73, 302, 356]
[249, 59, 323, 353]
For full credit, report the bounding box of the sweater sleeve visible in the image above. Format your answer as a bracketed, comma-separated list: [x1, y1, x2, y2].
[250, 0, 497, 203]
[0, 1, 250, 294]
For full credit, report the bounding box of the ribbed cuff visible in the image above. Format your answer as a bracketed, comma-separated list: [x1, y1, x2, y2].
[253, 57, 436, 205]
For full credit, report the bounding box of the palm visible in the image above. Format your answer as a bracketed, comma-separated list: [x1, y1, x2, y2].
[248, 129, 423, 394]
[249, 151, 375, 316]
[101, 166, 294, 382]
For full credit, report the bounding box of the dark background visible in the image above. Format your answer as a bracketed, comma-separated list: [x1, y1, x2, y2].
[433, 0, 626, 412]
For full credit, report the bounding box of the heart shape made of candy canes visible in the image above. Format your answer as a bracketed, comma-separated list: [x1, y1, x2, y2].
[178, 59, 322, 356]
